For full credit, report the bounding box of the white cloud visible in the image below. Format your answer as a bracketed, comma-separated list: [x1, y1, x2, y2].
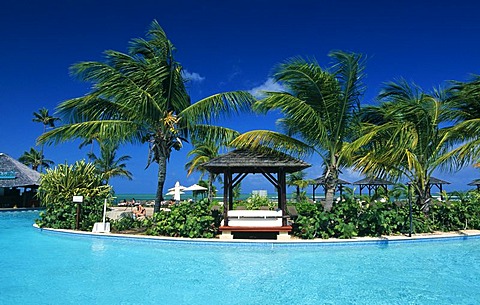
[182, 70, 205, 83]
[248, 78, 285, 99]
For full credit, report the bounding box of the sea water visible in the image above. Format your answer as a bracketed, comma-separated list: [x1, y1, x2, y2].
[1, 211, 480, 304]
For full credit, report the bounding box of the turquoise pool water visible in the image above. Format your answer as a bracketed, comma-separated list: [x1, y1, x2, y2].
[1, 211, 480, 304]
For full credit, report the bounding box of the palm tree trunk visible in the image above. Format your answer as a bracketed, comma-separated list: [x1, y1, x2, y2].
[323, 166, 338, 211]
[415, 181, 431, 214]
[208, 172, 214, 203]
[154, 156, 168, 213]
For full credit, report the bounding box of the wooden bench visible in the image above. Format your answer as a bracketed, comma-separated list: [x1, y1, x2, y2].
[219, 210, 292, 240]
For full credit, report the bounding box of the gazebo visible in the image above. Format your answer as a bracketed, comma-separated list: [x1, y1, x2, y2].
[428, 177, 450, 199]
[407, 176, 451, 200]
[353, 177, 394, 196]
[468, 179, 480, 191]
[0, 153, 41, 208]
[310, 176, 351, 202]
[203, 149, 311, 227]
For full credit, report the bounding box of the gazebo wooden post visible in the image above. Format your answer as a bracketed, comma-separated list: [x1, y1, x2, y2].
[278, 168, 287, 226]
[223, 169, 230, 226]
[312, 185, 317, 202]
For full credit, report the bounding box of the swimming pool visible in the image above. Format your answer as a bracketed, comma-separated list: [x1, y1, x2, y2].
[1, 211, 480, 304]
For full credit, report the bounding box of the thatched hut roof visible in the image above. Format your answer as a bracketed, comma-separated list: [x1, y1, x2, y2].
[429, 177, 450, 185]
[203, 149, 310, 174]
[311, 176, 351, 185]
[353, 177, 394, 185]
[0, 153, 41, 188]
[468, 179, 480, 186]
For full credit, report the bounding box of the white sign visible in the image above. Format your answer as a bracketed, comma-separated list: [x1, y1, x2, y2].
[73, 195, 84, 203]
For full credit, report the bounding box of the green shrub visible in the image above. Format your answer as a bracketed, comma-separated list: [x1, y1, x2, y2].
[110, 216, 146, 232]
[243, 194, 276, 210]
[35, 160, 112, 231]
[146, 198, 216, 238]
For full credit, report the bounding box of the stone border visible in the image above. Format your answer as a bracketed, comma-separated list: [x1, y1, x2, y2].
[33, 224, 480, 247]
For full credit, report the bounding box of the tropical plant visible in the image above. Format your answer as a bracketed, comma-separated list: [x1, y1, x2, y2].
[35, 160, 112, 230]
[37, 20, 254, 211]
[346, 80, 457, 212]
[87, 141, 133, 184]
[18, 147, 54, 171]
[145, 198, 216, 238]
[232, 51, 365, 211]
[185, 139, 227, 202]
[244, 193, 275, 210]
[32, 107, 59, 172]
[445, 75, 480, 167]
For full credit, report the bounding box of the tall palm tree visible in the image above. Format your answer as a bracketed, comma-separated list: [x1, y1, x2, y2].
[32, 108, 60, 172]
[346, 80, 457, 211]
[445, 75, 480, 167]
[87, 142, 133, 184]
[19, 147, 54, 171]
[38, 20, 254, 211]
[232, 51, 365, 210]
[185, 139, 227, 203]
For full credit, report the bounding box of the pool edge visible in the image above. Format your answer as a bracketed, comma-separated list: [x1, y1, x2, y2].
[33, 224, 480, 247]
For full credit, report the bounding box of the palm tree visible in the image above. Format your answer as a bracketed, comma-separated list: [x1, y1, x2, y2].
[286, 170, 312, 201]
[32, 108, 60, 172]
[185, 137, 236, 202]
[232, 51, 365, 210]
[19, 147, 54, 171]
[37, 20, 254, 211]
[87, 142, 133, 184]
[346, 80, 457, 211]
[445, 75, 480, 167]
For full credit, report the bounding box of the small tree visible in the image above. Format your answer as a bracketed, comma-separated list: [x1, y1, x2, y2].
[36, 160, 112, 230]
[19, 147, 54, 171]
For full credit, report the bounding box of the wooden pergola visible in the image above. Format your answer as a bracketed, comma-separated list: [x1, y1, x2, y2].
[203, 149, 311, 226]
[310, 176, 351, 202]
[353, 177, 394, 196]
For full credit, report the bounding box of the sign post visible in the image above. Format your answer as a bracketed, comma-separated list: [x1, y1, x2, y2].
[73, 196, 84, 230]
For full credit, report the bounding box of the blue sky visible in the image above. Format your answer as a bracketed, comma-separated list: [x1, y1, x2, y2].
[1, 0, 480, 196]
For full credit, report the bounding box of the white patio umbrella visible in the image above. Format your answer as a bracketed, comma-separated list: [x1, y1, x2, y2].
[183, 184, 208, 191]
[183, 184, 208, 200]
[167, 181, 185, 201]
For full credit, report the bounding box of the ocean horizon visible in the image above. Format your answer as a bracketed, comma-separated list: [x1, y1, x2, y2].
[113, 192, 309, 203]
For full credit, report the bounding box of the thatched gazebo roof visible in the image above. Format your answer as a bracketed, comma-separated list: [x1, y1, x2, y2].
[312, 176, 351, 185]
[203, 149, 310, 174]
[429, 177, 450, 185]
[467, 179, 480, 186]
[0, 153, 41, 188]
[468, 179, 480, 191]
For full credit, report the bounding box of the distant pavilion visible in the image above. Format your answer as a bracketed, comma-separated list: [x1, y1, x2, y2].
[353, 177, 394, 196]
[310, 175, 351, 202]
[468, 179, 480, 191]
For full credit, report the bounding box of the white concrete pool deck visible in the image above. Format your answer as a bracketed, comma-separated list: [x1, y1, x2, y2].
[36, 224, 480, 244]
[10, 207, 480, 244]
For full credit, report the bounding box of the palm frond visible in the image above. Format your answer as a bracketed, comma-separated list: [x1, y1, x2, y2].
[231, 130, 314, 159]
[181, 91, 255, 125]
[37, 120, 142, 145]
